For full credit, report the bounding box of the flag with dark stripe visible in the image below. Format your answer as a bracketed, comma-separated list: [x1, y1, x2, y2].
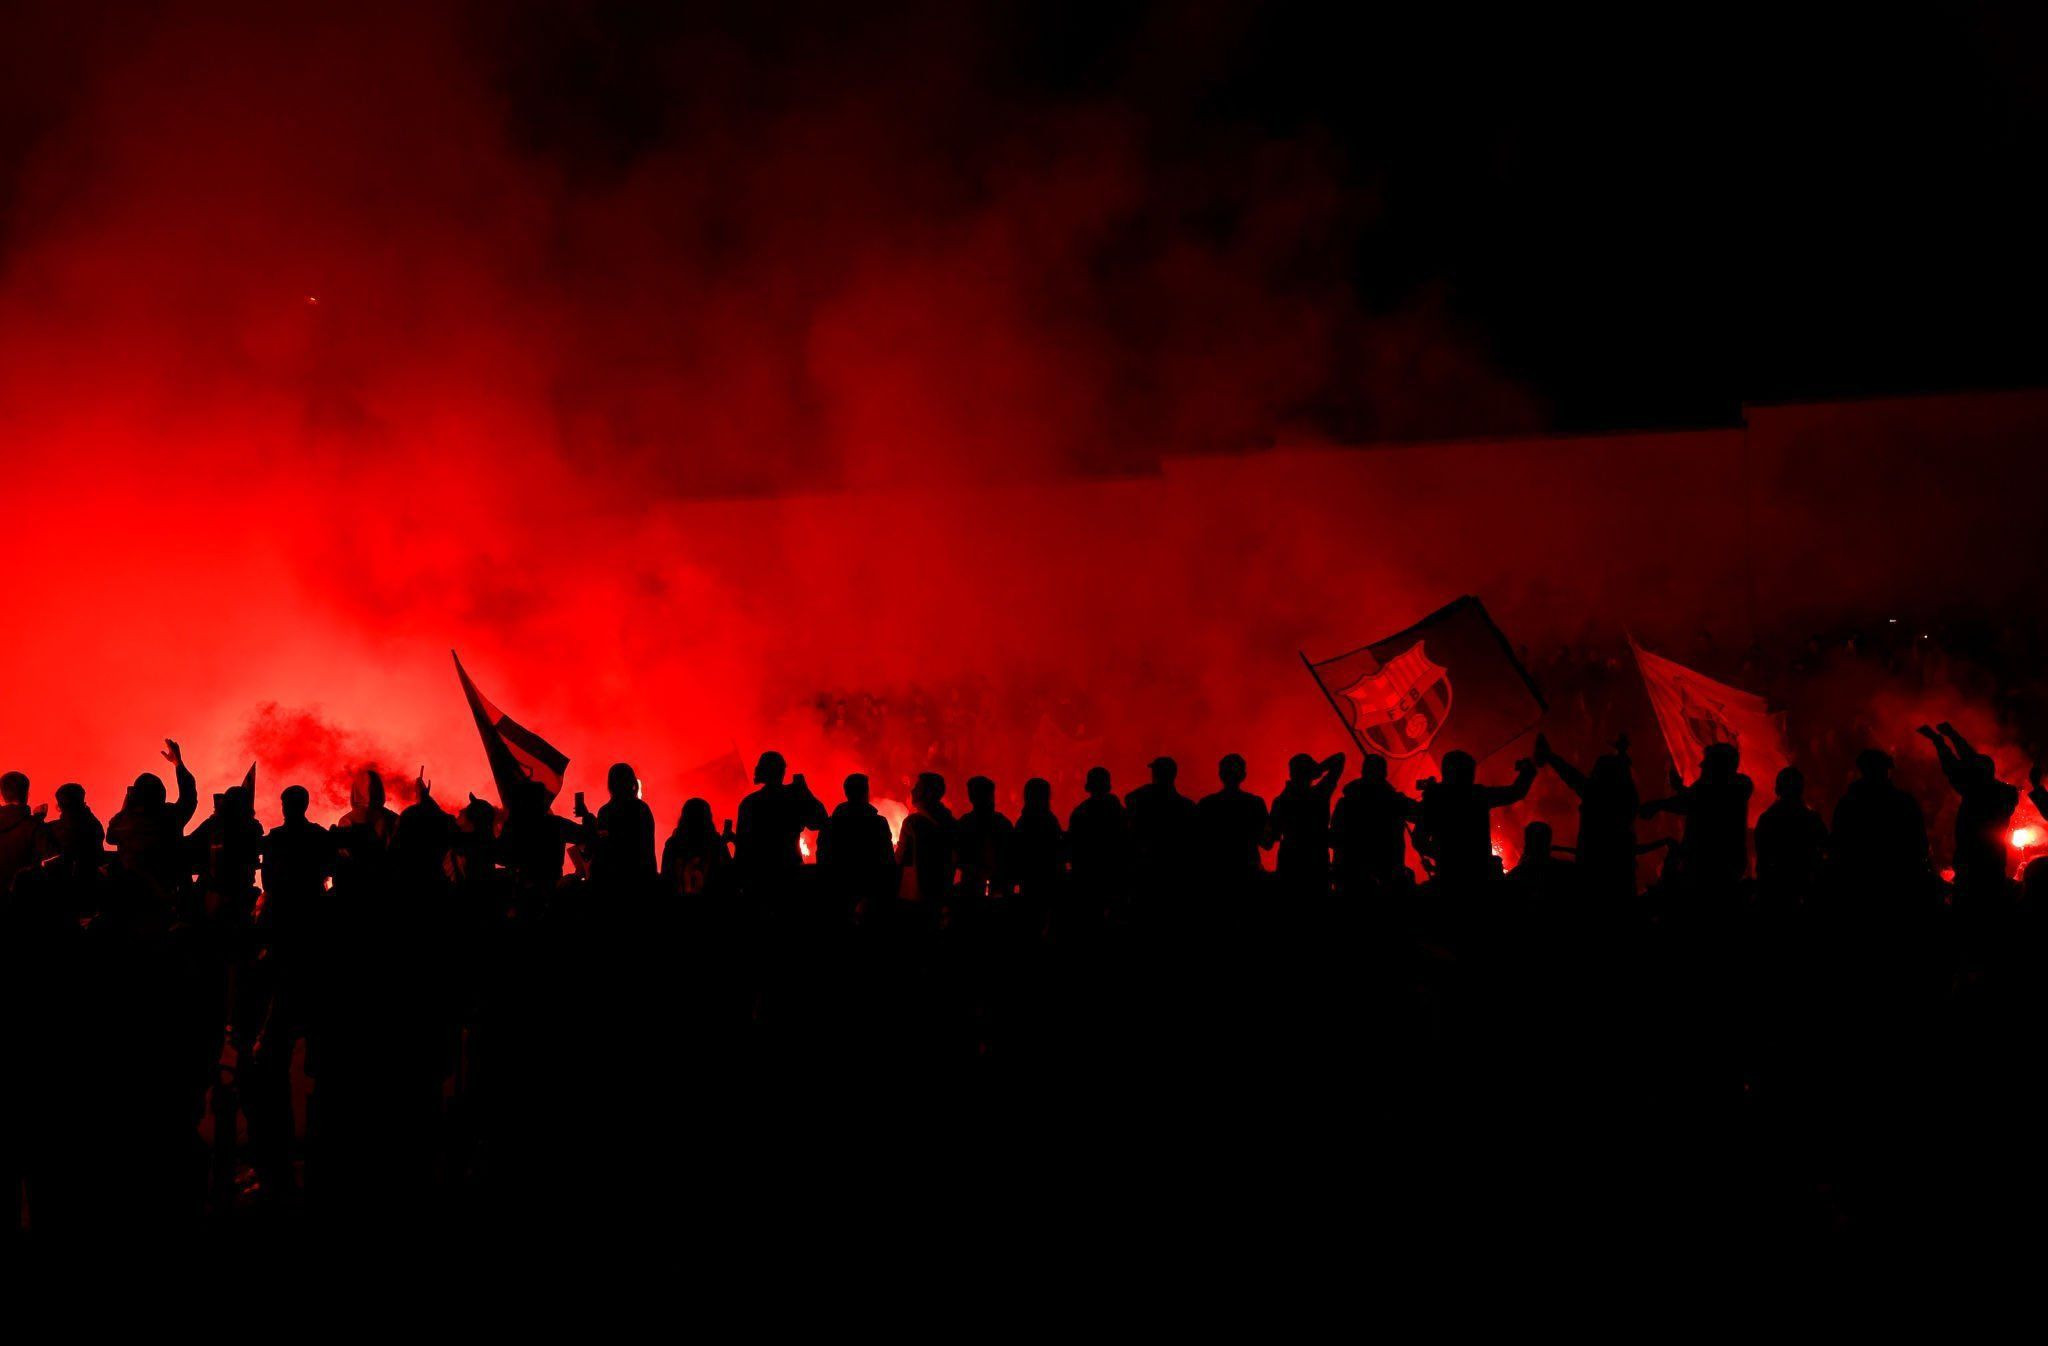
[453, 651, 569, 806]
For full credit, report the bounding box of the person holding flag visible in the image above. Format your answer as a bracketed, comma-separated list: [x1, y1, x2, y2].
[452, 652, 574, 895]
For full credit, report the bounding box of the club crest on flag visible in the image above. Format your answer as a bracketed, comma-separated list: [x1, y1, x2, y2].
[1336, 641, 1453, 758]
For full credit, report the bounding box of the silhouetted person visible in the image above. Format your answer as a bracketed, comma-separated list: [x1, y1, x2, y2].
[1507, 819, 1574, 896]
[1331, 754, 1417, 897]
[956, 775, 1013, 899]
[262, 785, 333, 937]
[1125, 756, 1198, 910]
[0, 771, 52, 894]
[46, 782, 103, 893]
[1535, 732, 1640, 904]
[335, 767, 399, 849]
[896, 772, 956, 905]
[820, 775, 892, 912]
[576, 762, 658, 890]
[1066, 766, 1128, 911]
[191, 781, 262, 919]
[1831, 749, 1928, 894]
[736, 751, 827, 886]
[1197, 754, 1268, 888]
[392, 771, 455, 887]
[1755, 766, 1827, 898]
[1920, 722, 2018, 898]
[1011, 777, 1064, 914]
[107, 738, 197, 901]
[1269, 751, 1345, 899]
[497, 779, 574, 893]
[662, 797, 733, 898]
[1640, 742, 1753, 889]
[1415, 750, 1535, 887]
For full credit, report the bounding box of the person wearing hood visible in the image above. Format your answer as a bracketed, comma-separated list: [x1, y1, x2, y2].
[106, 738, 198, 898]
[46, 782, 104, 891]
[662, 796, 733, 899]
[574, 762, 658, 891]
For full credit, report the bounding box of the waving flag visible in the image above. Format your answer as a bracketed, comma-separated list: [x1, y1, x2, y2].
[1304, 596, 1545, 767]
[453, 651, 570, 805]
[1630, 638, 1788, 822]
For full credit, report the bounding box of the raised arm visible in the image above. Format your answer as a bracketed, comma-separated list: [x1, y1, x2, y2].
[1918, 723, 1964, 790]
[1316, 752, 1346, 791]
[1480, 757, 1540, 808]
[1534, 733, 1588, 796]
[162, 738, 198, 828]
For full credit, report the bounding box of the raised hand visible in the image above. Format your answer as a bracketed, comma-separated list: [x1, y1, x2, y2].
[161, 737, 183, 767]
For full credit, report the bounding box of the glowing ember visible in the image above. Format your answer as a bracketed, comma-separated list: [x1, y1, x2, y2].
[798, 832, 814, 861]
[2011, 826, 2040, 850]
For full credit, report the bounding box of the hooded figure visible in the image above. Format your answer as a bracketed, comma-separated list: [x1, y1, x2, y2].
[48, 782, 105, 887]
[107, 740, 198, 896]
[337, 768, 400, 847]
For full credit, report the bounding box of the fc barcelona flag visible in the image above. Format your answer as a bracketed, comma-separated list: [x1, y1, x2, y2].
[1304, 596, 1545, 765]
[452, 651, 570, 806]
[1630, 638, 1788, 823]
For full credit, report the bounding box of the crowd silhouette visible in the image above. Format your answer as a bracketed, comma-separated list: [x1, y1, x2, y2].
[3, 711, 2047, 1254]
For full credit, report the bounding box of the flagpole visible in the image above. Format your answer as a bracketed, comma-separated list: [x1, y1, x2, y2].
[1299, 650, 1374, 759]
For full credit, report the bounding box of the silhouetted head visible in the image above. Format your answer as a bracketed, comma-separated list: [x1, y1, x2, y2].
[1440, 751, 1476, 788]
[1961, 751, 1997, 787]
[1218, 753, 1247, 787]
[1023, 777, 1052, 812]
[753, 751, 786, 786]
[968, 775, 996, 811]
[1287, 753, 1317, 784]
[223, 785, 253, 821]
[351, 768, 385, 815]
[607, 762, 639, 801]
[1857, 748, 1894, 781]
[129, 773, 167, 809]
[281, 785, 310, 823]
[462, 793, 497, 833]
[1148, 757, 1177, 787]
[681, 796, 715, 839]
[912, 772, 946, 809]
[1523, 820, 1553, 858]
[1700, 742, 1739, 781]
[54, 783, 85, 814]
[1775, 766, 1805, 803]
[0, 772, 26, 805]
[514, 779, 550, 815]
[1360, 755, 1388, 785]
[1085, 766, 1112, 797]
[843, 773, 870, 806]
[2025, 855, 2048, 905]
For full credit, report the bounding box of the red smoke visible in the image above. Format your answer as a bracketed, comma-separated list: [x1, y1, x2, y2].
[3, 2, 2044, 871]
